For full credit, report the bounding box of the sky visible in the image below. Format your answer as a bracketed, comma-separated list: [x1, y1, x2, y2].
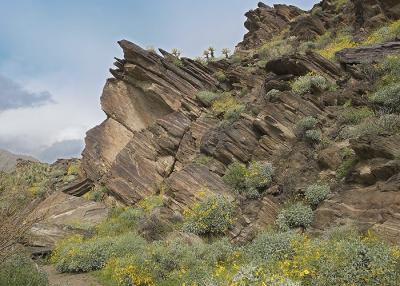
[0, 0, 318, 162]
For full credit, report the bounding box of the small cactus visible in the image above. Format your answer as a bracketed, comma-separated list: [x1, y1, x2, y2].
[171, 48, 181, 58]
[208, 46, 215, 58]
[203, 50, 210, 60]
[222, 48, 231, 58]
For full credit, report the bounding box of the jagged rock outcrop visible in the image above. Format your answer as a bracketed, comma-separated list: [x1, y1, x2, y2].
[80, 1, 400, 244]
[265, 51, 342, 81]
[237, 3, 303, 50]
[289, 15, 326, 41]
[82, 40, 218, 183]
[337, 40, 400, 65]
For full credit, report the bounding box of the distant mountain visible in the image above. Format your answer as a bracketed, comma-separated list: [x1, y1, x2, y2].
[0, 149, 38, 172]
[37, 139, 84, 163]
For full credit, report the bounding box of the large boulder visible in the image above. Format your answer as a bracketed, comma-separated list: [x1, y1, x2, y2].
[237, 3, 303, 50]
[27, 192, 109, 254]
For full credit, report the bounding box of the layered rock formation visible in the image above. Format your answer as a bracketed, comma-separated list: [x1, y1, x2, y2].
[78, 1, 400, 244]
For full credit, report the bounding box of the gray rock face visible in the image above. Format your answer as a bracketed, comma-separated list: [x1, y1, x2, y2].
[336, 41, 400, 65]
[28, 192, 109, 254]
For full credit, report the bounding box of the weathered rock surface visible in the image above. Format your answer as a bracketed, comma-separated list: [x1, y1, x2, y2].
[237, 3, 303, 50]
[289, 15, 326, 41]
[265, 52, 342, 81]
[336, 41, 400, 65]
[27, 192, 109, 254]
[314, 134, 400, 243]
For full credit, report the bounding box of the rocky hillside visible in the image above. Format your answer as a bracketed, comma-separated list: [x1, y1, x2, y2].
[2, 1, 400, 285]
[0, 149, 37, 172]
[80, 0, 400, 243]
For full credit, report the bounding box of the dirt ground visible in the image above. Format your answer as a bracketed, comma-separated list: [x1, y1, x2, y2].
[42, 265, 102, 286]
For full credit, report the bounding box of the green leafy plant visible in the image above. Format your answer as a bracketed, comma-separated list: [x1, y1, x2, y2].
[291, 73, 334, 95]
[213, 70, 226, 82]
[276, 203, 314, 231]
[295, 116, 318, 137]
[0, 253, 48, 286]
[305, 184, 330, 207]
[370, 82, 400, 113]
[339, 106, 375, 125]
[223, 161, 274, 199]
[182, 194, 234, 235]
[196, 90, 222, 106]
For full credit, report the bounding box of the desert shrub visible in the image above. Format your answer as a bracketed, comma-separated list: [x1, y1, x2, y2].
[182, 194, 234, 235]
[304, 129, 322, 144]
[0, 253, 48, 286]
[340, 114, 400, 139]
[223, 161, 274, 199]
[51, 232, 147, 273]
[276, 203, 314, 231]
[245, 161, 274, 189]
[338, 106, 375, 125]
[213, 70, 226, 82]
[223, 161, 248, 190]
[222, 103, 245, 121]
[211, 94, 245, 121]
[364, 19, 400, 44]
[370, 82, 400, 113]
[265, 89, 281, 101]
[258, 38, 293, 61]
[96, 207, 144, 236]
[102, 254, 154, 286]
[196, 91, 222, 106]
[291, 73, 333, 95]
[336, 147, 357, 179]
[317, 34, 356, 61]
[85, 185, 108, 202]
[379, 54, 400, 85]
[305, 184, 330, 207]
[67, 161, 80, 176]
[295, 116, 318, 137]
[247, 230, 299, 263]
[193, 154, 213, 165]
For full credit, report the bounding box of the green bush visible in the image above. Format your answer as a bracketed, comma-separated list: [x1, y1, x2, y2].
[213, 70, 226, 82]
[304, 129, 322, 144]
[364, 19, 400, 44]
[196, 91, 222, 106]
[340, 114, 400, 139]
[295, 116, 318, 137]
[182, 194, 234, 235]
[370, 82, 400, 113]
[211, 94, 245, 121]
[276, 203, 314, 231]
[336, 147, 357, 179]
[223, 161, 274, 199]
[0, 253, 48, 286]
[265, 89, 281, 101]
[96, 207, 144, 236]
[339, 106, 375, 125]
[246, 230, 299, 263]
[52, 232, 147, 272]
[379, 54, 400, 85]
[305, 184, 330, 207]
[223, 161, 247, 190]
[291, 73, 334, 95]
